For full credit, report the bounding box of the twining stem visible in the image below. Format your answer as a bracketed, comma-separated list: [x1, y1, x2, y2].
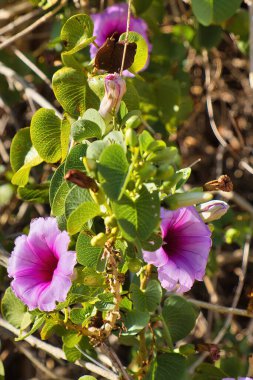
[118, 147, 139, 200]
[120, 0, 132, 75]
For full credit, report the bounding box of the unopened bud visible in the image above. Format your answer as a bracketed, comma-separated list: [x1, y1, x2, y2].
[125, 128, 138, 147]
[197, 200, 229, 222]
[156, 164, 174, 180]
[146, 147, 178, 164]
[138, 163, 157, 181]
[163, 192, 213, 210]
[99, 74, 126, 122]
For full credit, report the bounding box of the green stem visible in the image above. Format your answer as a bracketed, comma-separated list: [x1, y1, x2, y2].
[118, 147, 139, 200]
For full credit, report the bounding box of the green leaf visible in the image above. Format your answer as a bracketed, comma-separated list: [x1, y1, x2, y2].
[149, 353, 186, 380]
[30, 108, 62, 163]
[61, 114, 71, 161]
[153, 79, 181, 125]
[17, 182, 49, 203]
[64, 143, 87, 178]
[67, 202, 101, 235]
[123, 81, 140, 111]
[52, 67, 99, 117]
[40, 318, 65, 340]
[78, 376, 96, 380]
[76, 232, 102, 268]
[70, 308, 89, 325]
[51, 181, 70, 216]
[62, 330, 82, 348]
[61, 14, 95, 55]
[192, 0, 242, 26]
[65, 185, 93, 218]
[16, 315, 46, 341]
[1, 287, 27, 328]
[63, 344, 81, 362]
[113, 186, 160, 242]
[133, 0, 152, 14]
[193, 363, 227, 380]
[195, 24, 222, 49]
[162, 296, 197, 342]
[121, 310, 150, 336]
[138, 131, 154, 156]
[71, 108, 106, 142]
[130, 280, 162, 312]
[10, 127, 43, 186]
[119, 31, 148, 73]
[98, 144, 129, 201]
[95, 293, 114, 311]
[49, 163, 65, 205]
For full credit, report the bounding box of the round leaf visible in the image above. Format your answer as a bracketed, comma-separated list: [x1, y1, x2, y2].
[162, 296, 198, 342]
[52, 67, 99, 117]
[76, 232, 102, 268]
[119, 31, 148, 73]
[192, 0, 242, 26]
[1, 287, 27, 328]
[71, 108, 106, 142]
[30, 108, 62, 163]
[61, 14, 95, 55]
[98, 144, 129, 201]
[10, 127, 43, 186]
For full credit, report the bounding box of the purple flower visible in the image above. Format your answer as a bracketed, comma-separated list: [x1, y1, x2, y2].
[99, 73, 126, 121]
[91, 3, 152, 72]
[143, 207, 212, 293]
[8, 217, 76, 312]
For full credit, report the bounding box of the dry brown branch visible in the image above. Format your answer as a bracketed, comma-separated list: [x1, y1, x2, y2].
[0, 1, 67, 51]
[0, 317, 119, 380]
[189, 226, 252, 374]
[188, 299, 253, 318]
[0, 62, 61, 116]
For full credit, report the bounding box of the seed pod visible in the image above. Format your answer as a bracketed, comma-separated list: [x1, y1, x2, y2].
[147, 140, 166, 153]
[146, 147, 178, 164]
[125, 128, 138, 147]
[138, 162, 157, 181]
[128, 258, 142, 273]
[91, 233, 107, 247]
[163, 192, 213, 210]
[125, 114, 141, 129]
[104, 215, 117, 228]
[156, 164, 175, 180]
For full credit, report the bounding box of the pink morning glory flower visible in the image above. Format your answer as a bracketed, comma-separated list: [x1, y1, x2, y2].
[8, 217, 76, 312]
[143, 207, 212, 293]
[99, 73, 126, 121]
[90, 3, 152, 72]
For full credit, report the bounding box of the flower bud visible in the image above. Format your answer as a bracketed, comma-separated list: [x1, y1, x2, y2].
[163, 192, 213, 210]
[197, 200, 229, 222]
[99, 74, 126, 122]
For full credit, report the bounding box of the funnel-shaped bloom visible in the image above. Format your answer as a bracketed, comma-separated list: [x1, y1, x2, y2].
[99, 73, 126, 121]
[8, 217, 76, 311]
[143, 207, 212, 293]
[91, 3, 152, 72]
